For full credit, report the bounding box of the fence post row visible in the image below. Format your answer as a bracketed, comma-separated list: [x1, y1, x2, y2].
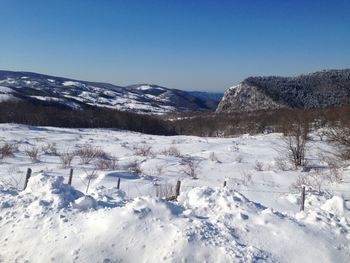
[23, 168, 32, 190]
[22, 170, 307, 212]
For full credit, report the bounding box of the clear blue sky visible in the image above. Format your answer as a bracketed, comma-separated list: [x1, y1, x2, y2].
[1, 0, 349, 91]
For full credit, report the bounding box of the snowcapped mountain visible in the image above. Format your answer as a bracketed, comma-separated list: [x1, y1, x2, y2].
[0, 70, 222, 114]
[217, 69, 350, 113]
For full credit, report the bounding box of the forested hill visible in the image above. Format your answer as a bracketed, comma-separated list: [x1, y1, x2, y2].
[217, 69, 350, 113]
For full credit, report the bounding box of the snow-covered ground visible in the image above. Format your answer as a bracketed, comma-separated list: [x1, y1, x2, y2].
[0, 124, 350, 262]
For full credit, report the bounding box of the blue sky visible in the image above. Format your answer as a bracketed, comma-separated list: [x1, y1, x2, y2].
[1, 0, 349, 91]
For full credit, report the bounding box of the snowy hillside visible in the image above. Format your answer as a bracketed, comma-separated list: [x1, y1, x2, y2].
[0, 71, 222, 114]
[1, 124, 350, 262]
[217, 69, 350, 113]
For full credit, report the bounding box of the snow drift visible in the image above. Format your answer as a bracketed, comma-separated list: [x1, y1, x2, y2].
[1, 173, 349, 262]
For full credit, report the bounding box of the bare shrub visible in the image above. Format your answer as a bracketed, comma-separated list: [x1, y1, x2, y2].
[290, 172, 328, 193]
[133, 145, 153, 157]
[317, 153, 343, 183]
[155, 164, 165, 177]
[75, 145, 105, 164]
[290, 174, 309, 192]
[25, 146, 40, 163]
[120, 142, 134, 150]
[82, 168, 98, 194]
[309, 172, 327, 193]
[209, 152, 220, 162]
[41, 143, 58, 155]
[161, 146, 182, 157]
[0, 167, 23, 190]
[235, 155, 243, 163]
[241, 170, 252, 185]
[95, 156, 119, 170]
[317, 130, 327, 142]
[155, 183, 175, 199]
[254, 161, 264, 171]
[59, 151, 75, 168]
[274, 156, 291, 171]
[326, 166, 343, 183]
[126, 160, 142, 175]
[0, 143, 18, 161]
[181, 157, 200, 179]
[324, 126, 350, 160]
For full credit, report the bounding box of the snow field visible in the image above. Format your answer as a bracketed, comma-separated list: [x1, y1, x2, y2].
[0, 124, 350, 262]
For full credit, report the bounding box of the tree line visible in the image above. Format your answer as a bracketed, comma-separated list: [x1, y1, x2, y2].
[0, 101, 175, 135]
[1, 100, 349, 137]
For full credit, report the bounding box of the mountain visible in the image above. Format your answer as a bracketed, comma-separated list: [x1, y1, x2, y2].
[0, 70, 222, 114]
[216, 69, 350, 113]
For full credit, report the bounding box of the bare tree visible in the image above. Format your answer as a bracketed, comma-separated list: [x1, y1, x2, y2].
[280, 117, 310, 169]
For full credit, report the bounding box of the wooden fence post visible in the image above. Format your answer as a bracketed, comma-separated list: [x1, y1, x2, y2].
[223, 181, 227, 187]
[117, 178, 121, 190]
[23, 168, 32, 190]
[300, 186, 306, 211]
[68, 168, 74, 185]
[175, 180, 181, 198]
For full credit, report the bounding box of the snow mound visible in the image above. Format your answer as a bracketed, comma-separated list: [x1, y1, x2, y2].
[73, 195, 97, 210]
[1, 178, 350, 262]
[179, 186, 263, 218]
[321, 195, 346, 216]
[23, 173, 83, 210]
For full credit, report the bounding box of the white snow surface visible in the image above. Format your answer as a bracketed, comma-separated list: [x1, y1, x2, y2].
[136, 85, 165, 91]
[0, 124, 350, 262]
[0, 86, 13, 93]
[62, 81, 86, 88]
[0, 94, 16, 102]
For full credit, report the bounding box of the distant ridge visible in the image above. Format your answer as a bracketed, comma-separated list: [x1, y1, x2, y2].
[217, 69, 350, 113]
[0, 70, 222, 114]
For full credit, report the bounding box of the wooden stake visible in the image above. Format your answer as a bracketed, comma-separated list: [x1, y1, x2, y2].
[68, 168, 74, 185]
[117, 178, 121, 190]
[23, 168, 32, 190]
[175, 180, 181, 197]
[300, 186, 306, 211]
